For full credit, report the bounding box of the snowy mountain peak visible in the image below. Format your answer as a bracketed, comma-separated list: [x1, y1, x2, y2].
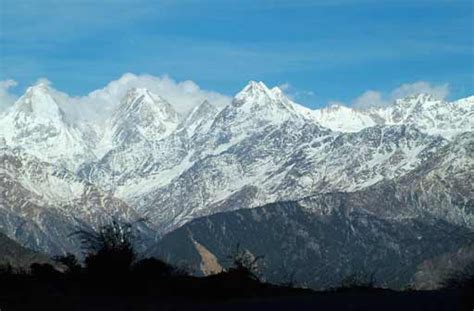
[243, 80, 268, 91]
[270, 86, 287, 99]
[401, 92, 436, 102]
[328, 103, 352, 111]
[184, 100, 217, 125]
[234, 80, 276, 103]
[392, 93, 441, 109]
[196, 99, 213, 111]
[116, 87, 179, 120]
[108, 88, 180, 145]
[0, 82, 94, 171]
[123, 87, 161, 106]
[28, 81, 49, 92]
[312, 104, 377, 132]
[236, 81, 291, 102]
[233, 80, 297, 112]
[178, 100, 219, 136]
[310, 93, 473, 137]
[12, 82, 65, 123]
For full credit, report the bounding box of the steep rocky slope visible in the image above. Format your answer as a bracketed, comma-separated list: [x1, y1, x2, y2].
[0, 144, 152, 255]
[0, 80, 472, 262]
[0, 83, 95, 171]
[152, 133, 473, 288]
[312, 94, 473, 137]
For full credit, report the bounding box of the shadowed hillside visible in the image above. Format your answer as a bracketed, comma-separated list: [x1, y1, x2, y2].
[1, 222, 472, 311]
[0, 232, 53, 269]
[152, 200, 474, 290]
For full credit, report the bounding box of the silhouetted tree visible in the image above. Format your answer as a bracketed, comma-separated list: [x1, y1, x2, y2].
[226, 243, 264, 280]
[54, 253, 82, 275]
[75, 220, 136, 277]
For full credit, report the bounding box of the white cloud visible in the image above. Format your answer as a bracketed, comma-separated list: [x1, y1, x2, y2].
[72, 73, 231, 121]
[353, 90, 384, 109]
[35, 77, 53, 87]
[277, 83, 291, 92]
[327, 100, 346, 107]
[277, 82, 315, 102]
[0, 79, 19, 111]
[8, 73, 231, 122]
[351, 81, 450, 109]
[390, 81, 449, 101]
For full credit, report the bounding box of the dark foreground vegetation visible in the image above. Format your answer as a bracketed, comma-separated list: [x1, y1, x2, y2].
[0, 222, 472, 311]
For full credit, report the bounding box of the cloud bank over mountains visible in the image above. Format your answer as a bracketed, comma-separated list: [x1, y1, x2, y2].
[0, 79, 19, 111]
[348, 81, 450, 109]
[0, 73, 454, 121]
[0, 74, 231, 121]
[77, 73, 231, 118]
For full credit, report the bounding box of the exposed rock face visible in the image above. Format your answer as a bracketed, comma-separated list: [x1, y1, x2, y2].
[191, 238, 223, 276]
[76, 83, 472, 236]
[312, 94, 474, 138]
[151, 133, 473, 289]
[152, 191, 472, 289]
[0, 83, 95, 171]
[0, 145, 151, 255]
[0, 80, 472, 286]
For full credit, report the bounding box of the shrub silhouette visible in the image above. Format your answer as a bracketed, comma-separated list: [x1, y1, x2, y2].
[54, 253, 81, 275]
[0, 228, 467, 310]
[76, 220, 136, 277]
[226, 243, 264, 281]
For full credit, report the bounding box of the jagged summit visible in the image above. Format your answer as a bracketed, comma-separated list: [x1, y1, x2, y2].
[109, 87, 180, 145]
[395, 92, 437, 103]
[207, 81, 311, 138]
[234, 81, 289, 104]
[0, 78, 472, 259]
[0, 82, 93, 171]
[12, 82, 65, 124]
[234, 81, 270, 102]
[311, 92, 473, 136]
[114, 87, 180, 123]
[179, 100, 219, 135]
[231, 80, 301, 116]
[312, 103, 377, 132]
[193, 99, 214, 112]
[239, 80, 268, 92]
[390, 93, 444, 112]
[117, 87, 176, 116]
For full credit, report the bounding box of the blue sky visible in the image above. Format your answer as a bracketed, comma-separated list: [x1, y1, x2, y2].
[0, 0, 473, 108]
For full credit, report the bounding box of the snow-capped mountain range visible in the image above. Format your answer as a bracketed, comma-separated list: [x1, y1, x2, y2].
[0, 80, 472, 255]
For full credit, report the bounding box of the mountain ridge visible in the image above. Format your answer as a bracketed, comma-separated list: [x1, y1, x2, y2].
[0, 80, 472, 260]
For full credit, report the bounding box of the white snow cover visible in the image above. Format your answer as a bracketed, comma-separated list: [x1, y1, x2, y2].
[0, 83, 94, 171]
[311, 93, 473, 137]
[0, 78, 472, 252]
